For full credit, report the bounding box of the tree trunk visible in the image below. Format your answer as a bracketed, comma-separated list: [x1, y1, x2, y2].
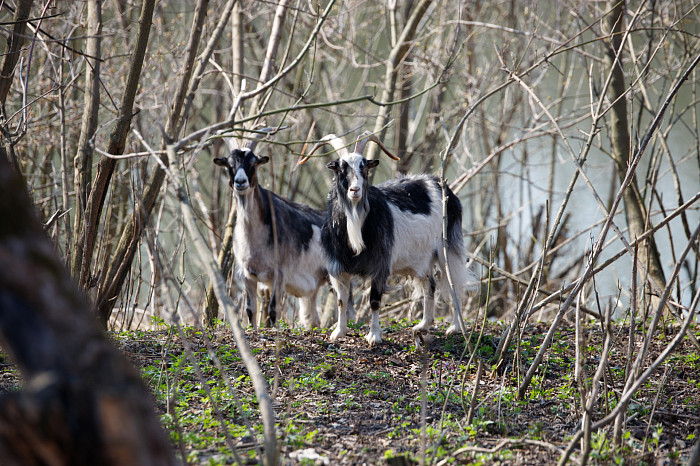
[201, 1, 245, 327]
[70, 0, 102, 285]
[203, 203, 236, 327]
[247, 0, 289, 117]
[0, 149, 175, 466]
[74, 0, 156, 304]
[96, 0, 244, 327]
[0, 0, 33, 172]
[366, 0, 432, 163]
[395, 61, 413, 174]
[231, 1, 244, 94]
[168, 0, 211, 138]
[91, 0, 209, 326]
[604, 0, 666, 309]
[0, 0, 33, 108]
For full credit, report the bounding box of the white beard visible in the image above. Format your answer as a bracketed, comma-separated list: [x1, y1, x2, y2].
[346, 204, 366, 255]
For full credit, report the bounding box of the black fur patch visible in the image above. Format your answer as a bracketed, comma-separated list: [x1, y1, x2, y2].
[259, 189, 324, 251]
[379, 177, 432, 215]
[322, 185, 394, 293]
[215, 149, 324, 252]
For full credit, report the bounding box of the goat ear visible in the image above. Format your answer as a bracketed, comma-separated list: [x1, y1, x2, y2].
[326, 160, 340, 172]
[256, 156, 270, 166]
[366, 159, 380, 169]
[213, 157, 228, 167]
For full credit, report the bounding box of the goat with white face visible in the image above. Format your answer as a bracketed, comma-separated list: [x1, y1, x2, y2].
[300, 132, 477, 346]
[214, 147, 328, 329]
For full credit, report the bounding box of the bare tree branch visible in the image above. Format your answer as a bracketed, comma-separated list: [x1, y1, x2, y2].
[70, 0, 102, 285]
[0, 0, 33, 108]
[75, 0, 156, 325]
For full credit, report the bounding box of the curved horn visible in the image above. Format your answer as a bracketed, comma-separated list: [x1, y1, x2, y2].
[215, 129, 240, 152]
[244, 127, 277, 152]
[353, 131, 373, 156]
[297, 134, 349, 166]
[353, 131, 400, 160]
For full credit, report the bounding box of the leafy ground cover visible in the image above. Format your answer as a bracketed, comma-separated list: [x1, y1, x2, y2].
[114, 318, 699, 465]
[1, 318, 699, 464]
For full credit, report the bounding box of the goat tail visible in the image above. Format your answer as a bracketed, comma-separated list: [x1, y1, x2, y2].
[442, 239, 480, 295]
[444, 190, 480, 294]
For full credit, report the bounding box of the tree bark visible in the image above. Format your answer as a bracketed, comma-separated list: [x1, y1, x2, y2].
[95, 0, 242, 326]
[604, 0, 666, 308]
[0, 149, 175, 466]
[395, 0, 414, 174]
[74, 0, 155, 306]
[203, 203, 236, 327]
[70, 0, 102, 285]
[231, 1, 244, 94]
[0, 0, 33, 108]
[168, 0, 211, 138]
[395, 62, 413, 174]
[366, 0, 432, 163]
[247, 0, 289, 117]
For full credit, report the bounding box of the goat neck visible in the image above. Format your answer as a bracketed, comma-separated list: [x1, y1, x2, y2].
[236, 178, 267, 226]
[328, 153, 379, 255]
[213, 149, 269, 223]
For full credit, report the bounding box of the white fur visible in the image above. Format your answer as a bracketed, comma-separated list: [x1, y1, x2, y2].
[346, 206, 366, 255]
[330, 173, 478, 345]
[234, 193, 325, 329]
[329, 273, 352, 342]
[343, 154, 368, 255]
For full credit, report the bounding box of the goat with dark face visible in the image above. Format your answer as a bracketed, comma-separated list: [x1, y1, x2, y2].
[214, 148, 329, 329]
[301, 132, 478, 346]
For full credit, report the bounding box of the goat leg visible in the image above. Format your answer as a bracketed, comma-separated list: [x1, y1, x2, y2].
[365, 280, 385, 346]
[329, 274, 352, 342]
[244, 278, 258, 329]
[412, 275, 437, 335]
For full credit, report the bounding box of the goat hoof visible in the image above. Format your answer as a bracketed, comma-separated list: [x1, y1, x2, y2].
[413, 329, 424, 350]
[413, 329, 434, 349]
[330, 327, 346, 342]
[412, 321, 430, 334]
[445, 324, 463, 335]
[414, 334, 424, 352]
[365, 332, 382, 347]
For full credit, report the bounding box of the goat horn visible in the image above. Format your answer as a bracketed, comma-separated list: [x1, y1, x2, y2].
[215, 130, 240, 152]
[297, 134, 349, 166]
[354, 131, 400, 160]
[245, 127, 277, 152]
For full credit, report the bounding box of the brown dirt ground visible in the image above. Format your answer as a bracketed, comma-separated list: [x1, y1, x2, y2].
[122, 320, 699, 465]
